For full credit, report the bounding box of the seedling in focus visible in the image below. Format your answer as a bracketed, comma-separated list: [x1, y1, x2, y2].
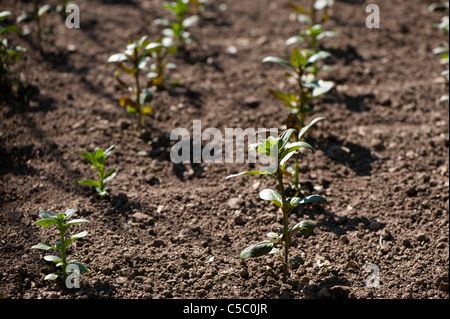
[32, 209, 90, 286]
[78, 144, 117, 199]
[226, 129, 326, 283]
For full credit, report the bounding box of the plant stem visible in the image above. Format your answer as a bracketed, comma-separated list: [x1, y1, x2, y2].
[134, 57, 143, 130]
[277, 169, 289, 283]
[59, 225, 67, 282]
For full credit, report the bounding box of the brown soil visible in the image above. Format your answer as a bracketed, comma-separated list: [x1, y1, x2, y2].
[0, 0, 448, 301]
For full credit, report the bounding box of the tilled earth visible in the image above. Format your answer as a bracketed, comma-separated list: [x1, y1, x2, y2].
[0, 0, 449, 300]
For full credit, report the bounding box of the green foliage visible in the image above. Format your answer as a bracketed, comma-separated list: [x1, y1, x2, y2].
[78, 144, 117, 199]
[32, 209, 90, 285]
[263, 47, 333, 127]
[287, 0, 336, 76]
[226, 129, 326, 283]
[16, 0, 54, 52]
[429, 1, 449, 102]
[0, 11, 27, 95]
[107, 37, 161, 130]
[155, 0, 200, 50]
[147, 37, 179, 89]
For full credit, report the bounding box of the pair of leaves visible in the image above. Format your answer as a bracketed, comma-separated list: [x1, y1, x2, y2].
[78, 145, 117, 198]
[263, 48, 331, 71]
[225, 129, 314, 180]
[240, 220, 317, 261]
[259, 189, 326, 212]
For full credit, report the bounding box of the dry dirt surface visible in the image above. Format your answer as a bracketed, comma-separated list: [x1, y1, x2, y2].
[0, 0, 449, 304]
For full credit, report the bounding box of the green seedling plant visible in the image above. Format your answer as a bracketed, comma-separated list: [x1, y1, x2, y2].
[263, 47, 333, 127]
[287, 0, 336, 76]
[429, 1, 449, 102]
[0, 11, 27, 95]
[31, 209, 90, 286]
[78, 144, 117, 199]
[226, 128, 326, 283]
[16, 0, 53, 53]
[107, 36, 159, 131]
[155, 0, 200, 50]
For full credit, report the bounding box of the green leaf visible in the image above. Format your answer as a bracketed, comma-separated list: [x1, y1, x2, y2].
[139, 88, 153, 104]
[307, 51, 331, 65]
[269, 247, 283, 257]
[298, 116, 327, 140]
[285, 35, 306, 47]
[79, 151, 95, 165]
[279, 141, 314, 167]
[73, 263, 89, 273]
[290, 220, 317, 237]
[70, 231, 89, 240]
[44, 255, 62, 262]
[292, 195, 326, 206]
[78, 179, 99, 187]
[240, 241, 274, 260]
[107, 53, 128, 64]
[39, 209, 57, 219]
[291, 48, 307, 68]
[31, 243, 52, 250]
[103, 169, 117, 184]
[36, 218, 58, 227]
[65, 219, 90, 225]
[63, 209, 78, 220]
[182, 15, 199, 27]
[267, 232, 280, 239]
[310, 80, 334, 98]
[38, 5, 52, 17]
[259, 189, 283, 208]
[262, 56, 294, 69]
[94, 148, 105, 164]
[44, 273, 59, 280]
[104, 145, 116, 159]
[226, 170, 267, 179]
[0, 11, 12, 22]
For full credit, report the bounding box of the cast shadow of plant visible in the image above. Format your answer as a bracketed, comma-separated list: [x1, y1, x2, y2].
[309, 134, 378, 176]
[0, 144, 37, 176]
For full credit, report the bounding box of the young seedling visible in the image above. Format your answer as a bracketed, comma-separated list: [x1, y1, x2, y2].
[31, 209, 90, 287]
[78, 144, 117, 199]
[155, 0, 200, 50]
[16, 0, 53, 53]
[107, 36, 158, 131]
[0, 11, 27, 96]
[226, 129, 326, 283]
[263, 47, 333, 127]
[287, 0, 336, 76]
[429, 1, 449, 102]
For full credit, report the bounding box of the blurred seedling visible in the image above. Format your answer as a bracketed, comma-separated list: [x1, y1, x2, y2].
[32, 209, 90, 286]
[107, 36, 160, 131]
[263, 47, 333, 127]
[155, 0, 200, 50]
[226, 129, 326, 283]
[16, 0, 53, 53]
[0, 11, 27, 96]
[429, 1, 449, 102]
[78, 144, 117, 199]
[287, 0, 337, 76]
